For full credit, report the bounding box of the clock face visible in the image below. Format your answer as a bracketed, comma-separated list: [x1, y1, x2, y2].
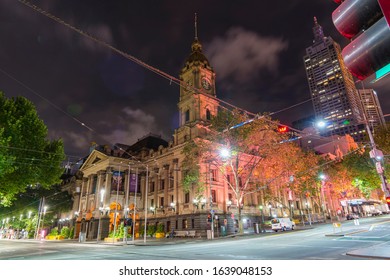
[201, 78, 211, 90]
[185, 80, 193, 91]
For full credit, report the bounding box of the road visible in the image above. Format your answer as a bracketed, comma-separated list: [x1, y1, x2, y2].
[1, 216, 390, 260]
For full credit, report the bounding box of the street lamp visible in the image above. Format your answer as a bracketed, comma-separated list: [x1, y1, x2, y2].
[305, 202, 312, 226]
[219, 147, 231, 159]
[201, 198, 206, 209]
[267, 204, 272, 218]
[319, 173, 328, 222]
[290, 204, 294, 219]
[170, 202, 176, 212]
[41, 206, 47, 239]
[259, 205, 265, 232]
[227, 200, 232, 211]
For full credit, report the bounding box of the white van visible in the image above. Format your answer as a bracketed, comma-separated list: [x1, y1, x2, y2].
[271, 218, 295, 232]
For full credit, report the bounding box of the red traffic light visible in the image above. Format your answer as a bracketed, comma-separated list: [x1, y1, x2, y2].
[277, 125, 289, 133]
[386, 197, 390, 206]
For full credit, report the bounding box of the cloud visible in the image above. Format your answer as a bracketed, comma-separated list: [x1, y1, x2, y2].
[205, 27, 288, 84]
[79, 24, 113, 52]
[101, 107, 159, 145]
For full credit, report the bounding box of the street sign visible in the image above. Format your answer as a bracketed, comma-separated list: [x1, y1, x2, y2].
[376, 162, 383, 174]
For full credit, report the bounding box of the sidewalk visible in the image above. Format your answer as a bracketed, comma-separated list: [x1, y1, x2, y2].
[346, 242, 390, 259]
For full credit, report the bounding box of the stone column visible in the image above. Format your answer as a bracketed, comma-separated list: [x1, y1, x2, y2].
[96, 171, 105, 213]
[104, 167, 112, 207]
[164, 164, 169, 208]
[173, 159, 179, 214]
[80, 178, 88, 212]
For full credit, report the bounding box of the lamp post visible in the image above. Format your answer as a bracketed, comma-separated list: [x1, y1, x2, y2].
[96, 189, 105, 243]
[291, 204, 294, 220]
[268, 204, 272, 217]
[259, 205, 264, 233]
[319, 173, 328, 223]
[305, 202, 312, 226]
[41, 206, 47, 239]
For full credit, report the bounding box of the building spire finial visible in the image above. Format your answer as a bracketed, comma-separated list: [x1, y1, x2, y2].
[312, 16, 325, 43]
[194, 13, 198, 40]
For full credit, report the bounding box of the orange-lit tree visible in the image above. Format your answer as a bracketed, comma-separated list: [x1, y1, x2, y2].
[182, 109, 287, 233]
[256, 141, 320, 217]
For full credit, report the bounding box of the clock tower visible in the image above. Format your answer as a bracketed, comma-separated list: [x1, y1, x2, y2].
[174, 14, 219, 145]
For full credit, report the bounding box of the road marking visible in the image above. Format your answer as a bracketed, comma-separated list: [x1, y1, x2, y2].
[333, 238, 380, 243]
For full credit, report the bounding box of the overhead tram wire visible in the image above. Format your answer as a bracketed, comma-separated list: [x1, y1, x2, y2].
[0, 67, 94, 132]
[16, 0, 256, 118]
[17, 0, 320, 139]
[14, 0, 332, 163]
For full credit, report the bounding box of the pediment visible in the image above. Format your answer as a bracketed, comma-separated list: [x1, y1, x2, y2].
[80, 150, 109, 171]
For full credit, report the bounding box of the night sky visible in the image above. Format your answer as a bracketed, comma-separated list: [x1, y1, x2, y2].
[1, 0, 389, 161]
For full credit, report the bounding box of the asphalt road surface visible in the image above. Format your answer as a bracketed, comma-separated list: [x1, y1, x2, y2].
[1, 215, 389, 260]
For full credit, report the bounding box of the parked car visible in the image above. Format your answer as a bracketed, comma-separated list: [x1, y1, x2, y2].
[371, 209, 382, 216]
[346, 213, 359, 220]
[271, 218, 295, 232]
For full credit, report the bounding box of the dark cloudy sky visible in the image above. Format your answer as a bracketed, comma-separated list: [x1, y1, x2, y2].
[1, 0, 389, 160]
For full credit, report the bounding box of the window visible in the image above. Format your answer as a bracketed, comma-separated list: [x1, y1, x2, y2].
[185, 110, 190, 123]
[160, 179, 165, 190]
[169, 172, 174, 189]
[150, 199, 154, 207]
[206, 109, 211, 120]
[185, 192, 190, 203]
[211, 169, 217, 181]
[211, 190, 216, 203]
[182, 219, 188, 229]
[150, 181, 155, 192]
[160, 197, 164, 208]
[91, 175, 97, 194]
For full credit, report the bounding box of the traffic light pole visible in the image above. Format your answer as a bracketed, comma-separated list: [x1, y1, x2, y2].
[365, 121, 389, 197]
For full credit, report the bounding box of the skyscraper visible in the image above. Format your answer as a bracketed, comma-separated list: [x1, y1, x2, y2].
[303, 17, 365, 142]
[357, 88, 386, 130]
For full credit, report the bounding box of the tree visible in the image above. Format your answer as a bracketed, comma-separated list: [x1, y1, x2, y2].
[257, 141, 320, 215]
[374, 123, 390, 155]
[182, 109, 286, 233]
[0, 92, 65, 206]
[342, 148, 381, 199]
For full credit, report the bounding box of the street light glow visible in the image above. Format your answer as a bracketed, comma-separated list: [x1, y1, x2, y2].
[316, 120, 326, 128]
[219, 147, 231, 158]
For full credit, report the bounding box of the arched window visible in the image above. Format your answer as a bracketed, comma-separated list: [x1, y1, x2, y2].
[206, 109, 211, 120]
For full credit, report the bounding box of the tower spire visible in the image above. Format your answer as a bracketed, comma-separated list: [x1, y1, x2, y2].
[312, 16, 325, 43]
[194, 13, 198, 40]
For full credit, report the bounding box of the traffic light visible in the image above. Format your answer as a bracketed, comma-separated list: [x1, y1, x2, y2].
[386, 197, 390, 207]
[207, 214, 212, 223]
[332, 0, 390, 80]
[277, 125, 289, 133]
